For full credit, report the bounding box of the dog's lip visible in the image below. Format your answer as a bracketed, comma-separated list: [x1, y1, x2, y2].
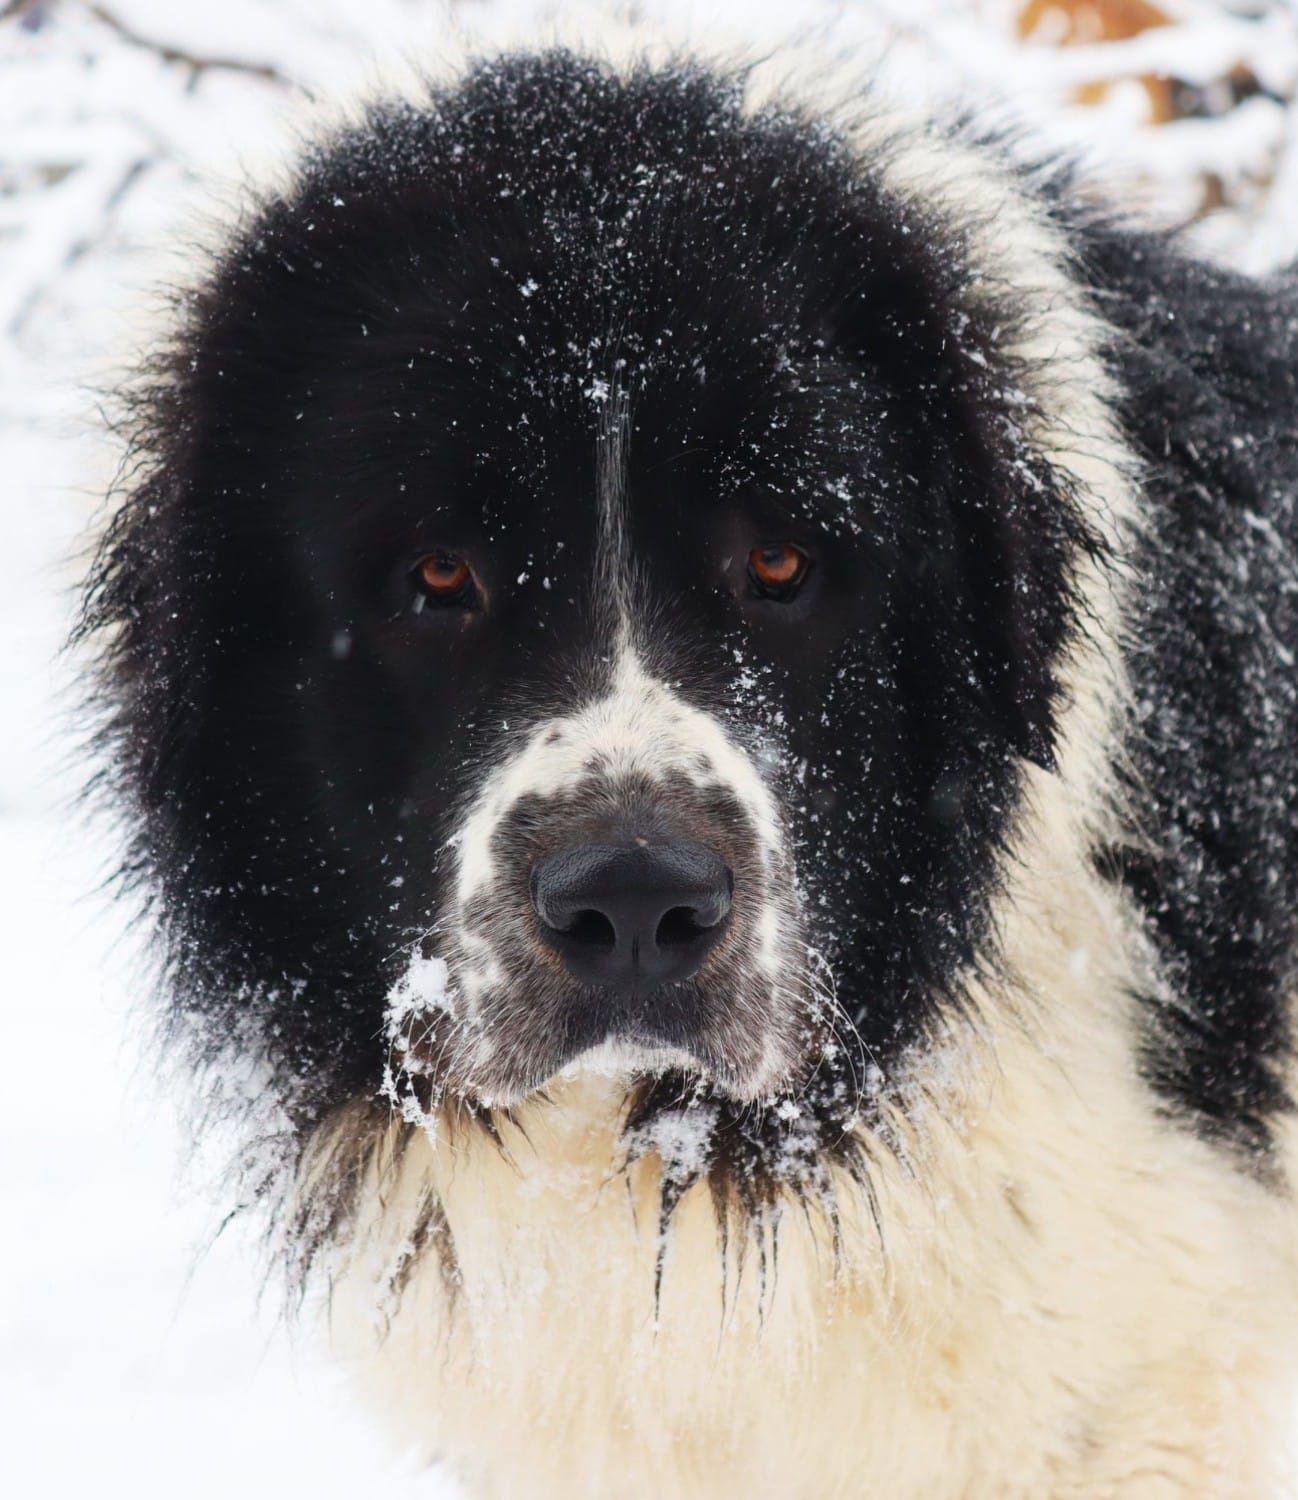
[543, 1024, 718, 1091]
[475, 1014, 787, 1107]
[555, 1036, 705, 1083]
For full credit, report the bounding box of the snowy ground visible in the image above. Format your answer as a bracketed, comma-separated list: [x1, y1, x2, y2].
[3, 2, 1297, 1495]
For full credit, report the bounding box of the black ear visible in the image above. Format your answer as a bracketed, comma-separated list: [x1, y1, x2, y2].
[949, 461, 1080, 775]
[822, 217, 1091, 776]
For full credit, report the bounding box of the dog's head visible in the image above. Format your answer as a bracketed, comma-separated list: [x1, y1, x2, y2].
[85, 53, 1098, 1193]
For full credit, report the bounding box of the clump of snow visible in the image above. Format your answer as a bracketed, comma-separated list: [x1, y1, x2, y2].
[771, 1104, 830, 1184]
[386, 952, 454, 1030]
[628, 1099, 720, 1188]
[382, 952, 456, 1131]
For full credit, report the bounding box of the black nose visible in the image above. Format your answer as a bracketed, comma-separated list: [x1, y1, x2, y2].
[530, 842, 733, 994]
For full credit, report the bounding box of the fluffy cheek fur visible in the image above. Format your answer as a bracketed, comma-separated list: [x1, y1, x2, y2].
[386, 646, 815, 1110]
[326, 774, 1298, 1499]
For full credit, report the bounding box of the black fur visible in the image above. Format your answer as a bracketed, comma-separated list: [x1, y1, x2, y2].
[1074, 222, 1298, 1159]
[78, 51, 1297, 1256]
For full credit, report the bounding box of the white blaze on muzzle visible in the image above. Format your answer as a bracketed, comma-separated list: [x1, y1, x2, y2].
[453, 643, 786, 912]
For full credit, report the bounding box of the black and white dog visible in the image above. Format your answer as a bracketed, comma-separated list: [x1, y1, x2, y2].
[80, 29, 1298, 1498]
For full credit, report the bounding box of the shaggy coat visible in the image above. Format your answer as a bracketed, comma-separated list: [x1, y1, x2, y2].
[80, 30, 1298, 1499]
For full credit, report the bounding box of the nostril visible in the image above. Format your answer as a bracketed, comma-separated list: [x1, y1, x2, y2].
[656, 905, 720, 949]
[561, 908, 616, 950]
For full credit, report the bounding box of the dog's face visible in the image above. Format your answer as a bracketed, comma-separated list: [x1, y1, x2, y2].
[94, 56, 1086, 1148]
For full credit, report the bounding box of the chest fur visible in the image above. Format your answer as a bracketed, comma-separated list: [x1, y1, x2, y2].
[327, 1036, 1297, 1499]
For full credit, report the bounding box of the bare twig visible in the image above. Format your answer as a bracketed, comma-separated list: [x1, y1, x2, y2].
[83, 2, 300, 89]
[0, 1, 304, 90]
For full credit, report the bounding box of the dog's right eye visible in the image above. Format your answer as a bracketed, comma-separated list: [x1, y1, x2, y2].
[411, 552, 478, 610]
[747, 543, 810, 601]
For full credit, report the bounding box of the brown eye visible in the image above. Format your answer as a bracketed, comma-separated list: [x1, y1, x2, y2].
[413, 552, 475, 607]
[747, 543, 810, 600]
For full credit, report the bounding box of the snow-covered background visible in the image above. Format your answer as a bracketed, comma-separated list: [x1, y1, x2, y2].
[3, 1, 1296, 1494]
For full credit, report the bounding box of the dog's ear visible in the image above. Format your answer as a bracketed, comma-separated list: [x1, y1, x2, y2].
[944, 456, 1077, 774]
[80, 329, 327, 945]
[828, 249, 1092, 777]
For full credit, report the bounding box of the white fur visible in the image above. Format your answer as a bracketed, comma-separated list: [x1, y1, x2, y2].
[454, 645, 785, 908]
[329, 775, 1298, 1496]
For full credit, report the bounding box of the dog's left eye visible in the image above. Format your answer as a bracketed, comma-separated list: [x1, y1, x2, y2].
[412, 552, 477, 608]
[747, 543, 810, 601]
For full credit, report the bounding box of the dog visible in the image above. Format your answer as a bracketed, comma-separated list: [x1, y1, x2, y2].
[79, 30, 1298, 1498]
